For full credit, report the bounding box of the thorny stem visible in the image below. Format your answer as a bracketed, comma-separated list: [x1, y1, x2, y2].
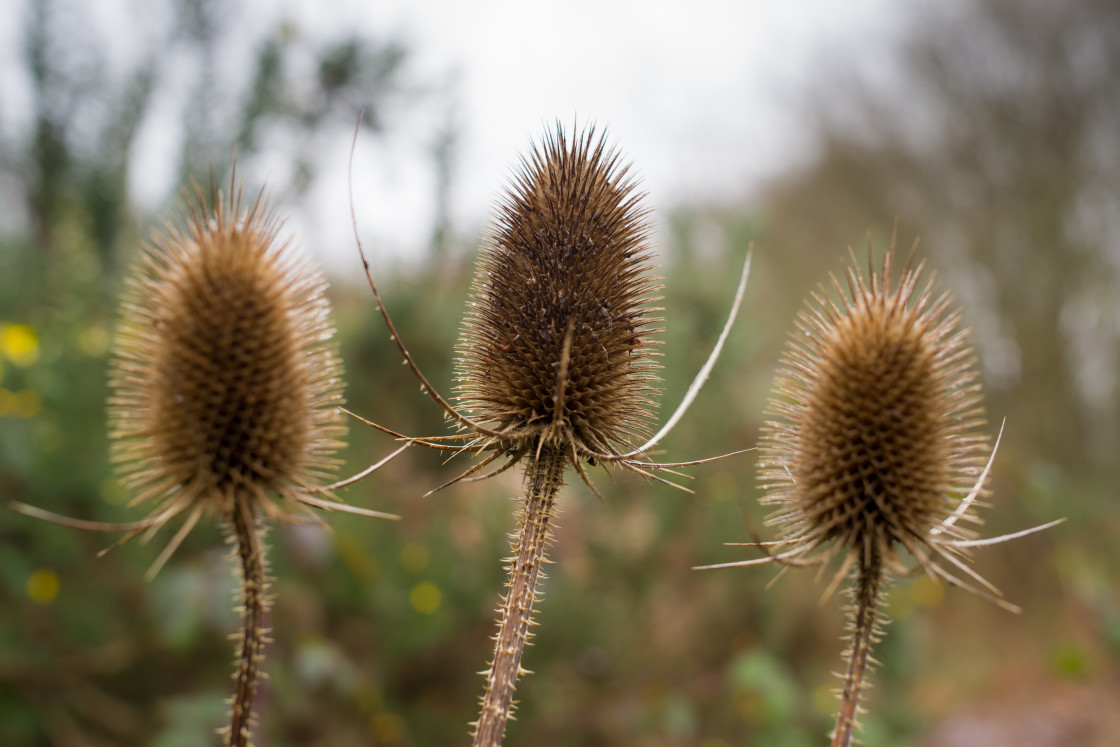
[831, 543, 884, 747]
[472, 446, 567, 747]
[225, 497, 270, 747]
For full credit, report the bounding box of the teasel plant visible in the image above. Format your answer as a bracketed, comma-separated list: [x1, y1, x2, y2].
[12, 176, 400, 747]
[697, 236, 1064, 747]
[346, 122, 752, 746]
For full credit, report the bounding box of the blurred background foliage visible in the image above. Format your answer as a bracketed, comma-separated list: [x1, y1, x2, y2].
[1, 0, 1117, 745]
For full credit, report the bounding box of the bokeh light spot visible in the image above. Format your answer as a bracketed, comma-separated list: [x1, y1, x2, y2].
[99, 475, 128, 505]
[27, 569, 60, 604]
[1, 324, 40, 366]
[77, 323, 110, 357]
[1050, 641, 1091, 679]
[410, 581, 441, 614]
[911, 574, 945, 608]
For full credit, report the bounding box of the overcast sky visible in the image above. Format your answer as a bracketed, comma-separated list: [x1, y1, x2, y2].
[1, 0, 907, 272]
[300, 0, 905, 270]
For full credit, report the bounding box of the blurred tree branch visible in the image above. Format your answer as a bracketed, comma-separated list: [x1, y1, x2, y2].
[6, 0, 414, 266]
[763, 0, 1120, 479]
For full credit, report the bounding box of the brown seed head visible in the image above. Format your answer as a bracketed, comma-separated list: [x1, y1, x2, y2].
[456, 126, 662, 458]
[108, 184, 346, 522]
[758, 247, 988, 568]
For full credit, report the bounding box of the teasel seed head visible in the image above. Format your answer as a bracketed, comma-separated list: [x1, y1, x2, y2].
[455, 125, 663, 462]
[454, 125, 676, 747]
[758, 244, 990, 582]
[756, 243, 990, 747]
[107, 181, 346, 563]
[694, 239, 1065, 747]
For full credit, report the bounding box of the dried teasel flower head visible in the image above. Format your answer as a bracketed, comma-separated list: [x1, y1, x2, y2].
[112, 184, 345, 505]
[12, 177, 399, 747]
[708, 238, 1064, 747]
[103, 181, 349, 572]
[455, 125, 663, 463]
[344, 122, 751, 746]
[757, 243, 992, 589]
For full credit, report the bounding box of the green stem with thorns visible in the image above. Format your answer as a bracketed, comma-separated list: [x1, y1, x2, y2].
[471, 445, 566, 747]
[831, 543, 885, 747]
[225, 497, 270, 747]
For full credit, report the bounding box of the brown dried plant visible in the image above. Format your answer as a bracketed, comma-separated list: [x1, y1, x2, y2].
[698, 237, 1063, 747]
[348, 123, 751, 746]
[13, 178, 396, 747]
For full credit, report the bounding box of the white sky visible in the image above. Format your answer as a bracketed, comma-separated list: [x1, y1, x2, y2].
[300, 0, 905, 272]
[0, 0, 906, 273]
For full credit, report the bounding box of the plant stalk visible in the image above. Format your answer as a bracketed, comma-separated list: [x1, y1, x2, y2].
[831, 542, 884, 747]
[472, 446, 566, 747]
[226, 496, 269, 747]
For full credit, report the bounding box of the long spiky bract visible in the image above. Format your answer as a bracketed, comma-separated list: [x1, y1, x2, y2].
[700, 239, 1062, 747]
[12, 179, 396, 746]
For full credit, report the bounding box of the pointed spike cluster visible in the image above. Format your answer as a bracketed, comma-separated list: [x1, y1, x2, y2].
[455, 124, 663, 458]
[455, 124, 672, 745]
[107, 182, 354, 745]
[108, 182, 349, 540]
[757, 242, 990, 578]
[342, 121, 750, 745]
[712, 238, 1063, 746]
[14, 177, 402, 745]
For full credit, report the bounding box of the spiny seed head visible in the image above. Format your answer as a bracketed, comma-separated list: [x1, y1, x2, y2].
[758, 246, 989, 566]
[456, 125, 662, 458]
[108, 184, 345, 521]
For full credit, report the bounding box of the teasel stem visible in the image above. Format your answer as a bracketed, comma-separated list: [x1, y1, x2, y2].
[472, 443, 566, 747]
[226, 495, 270, 747]
[832, 542, 885, 747]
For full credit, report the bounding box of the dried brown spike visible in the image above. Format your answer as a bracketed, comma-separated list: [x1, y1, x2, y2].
[458, 125, 666, 747]
[10, 177, 398, 747]
[699, 241, 1062, 745]
[108, 182, 346, 747]
[344, 122, 749, 746]
[758, 245, 989, 572]
[759, 244, 992, 746]
[455, 125, 663, 459]
[108, 182, 346, 533]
